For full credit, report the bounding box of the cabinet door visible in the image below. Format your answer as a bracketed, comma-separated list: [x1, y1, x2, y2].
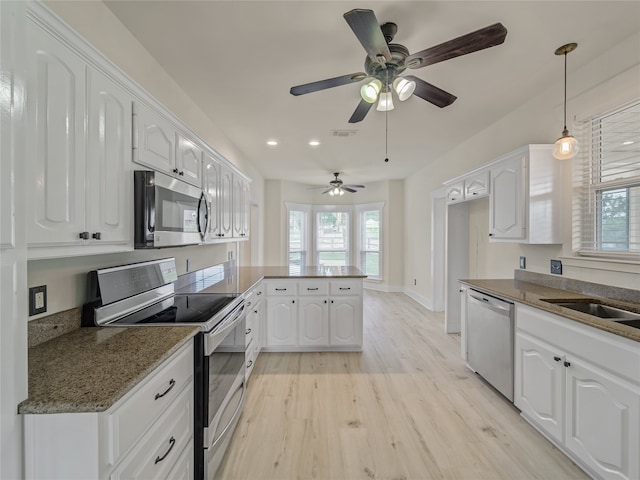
[489, 154, 526, 239]
[232, 174, 244, 238]
[85, 68, 132, 246]
[176, 133, 202, 187]
[241, 179, 250, 237]
[132, 101, 176, 176]
[329, 297, 362, 346]
[219, 165, 233, 238]
[298, 297, 329, 346]
[514, 332, 564, 443]
[266, 297, 297, 346]
[464, 171, 490, 199]
[26, 21, 86, 247]
[565, 358, 640, 480]
[445, 182, 465, 204]
[203, 152, 220, 240]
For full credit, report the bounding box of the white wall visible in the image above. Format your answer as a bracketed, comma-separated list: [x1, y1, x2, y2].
[405, 32, 640, 305]
[263, 179, 404, 291]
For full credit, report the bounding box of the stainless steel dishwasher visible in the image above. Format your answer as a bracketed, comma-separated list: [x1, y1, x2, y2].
[466, 288, 515, 401]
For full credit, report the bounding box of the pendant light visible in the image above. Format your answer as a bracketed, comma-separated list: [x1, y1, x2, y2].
[552, 42, 579, 160]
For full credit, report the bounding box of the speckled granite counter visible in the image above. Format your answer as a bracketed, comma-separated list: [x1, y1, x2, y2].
[19, 326, 198, 414]
[460, 278, 640, 342]
[177, 265, 366, 295]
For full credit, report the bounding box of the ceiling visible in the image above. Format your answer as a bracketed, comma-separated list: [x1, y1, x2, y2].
[104, 1, 640, 187]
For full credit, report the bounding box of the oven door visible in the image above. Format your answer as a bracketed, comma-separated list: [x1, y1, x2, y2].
[201, 302, 247, 478]
[134, 170, 208, 248]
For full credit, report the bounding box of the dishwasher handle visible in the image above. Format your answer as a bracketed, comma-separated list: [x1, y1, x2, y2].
[468, 290, 513, 313]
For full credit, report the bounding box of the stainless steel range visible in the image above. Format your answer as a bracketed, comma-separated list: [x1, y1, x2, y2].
[82, 258, 248, 480]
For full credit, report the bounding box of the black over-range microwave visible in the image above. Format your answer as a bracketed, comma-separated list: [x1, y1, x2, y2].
[134, 170, 209, 248]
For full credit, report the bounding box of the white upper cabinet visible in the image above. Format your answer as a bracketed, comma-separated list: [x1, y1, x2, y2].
[26, 21, 87, 249]
[132, 102, 202, 188]
[85, 68, 132, 248]
[203, 151, 221, 240]
[232, 174, 250, 239]
[464, 171, 490, 199]
[176, 133, 203, 187]
[489, 144, 563, 243]
[25, 19, 133, 258]
[445, 181, 465, 205]
[219, 164, 233, 239]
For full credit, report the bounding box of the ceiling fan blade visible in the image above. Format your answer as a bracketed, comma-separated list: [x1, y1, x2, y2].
[290, 72, 367, 96]
[344, 184, 365, 189]
[348, 99, 374, 123]
[321, 187, 334, 194]
[405, 75, 457, 108]
[405, 23, 507, 69]
[343, 9, 392, 63]
[343, 187, 358, 193]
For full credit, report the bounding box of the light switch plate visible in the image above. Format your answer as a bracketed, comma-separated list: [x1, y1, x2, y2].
[29, 285, 47, 316]
[550, 259, 562, 275]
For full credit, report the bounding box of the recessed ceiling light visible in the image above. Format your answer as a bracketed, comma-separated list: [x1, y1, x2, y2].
[266, 140, 278, 146]
[308, 140, 320, 146]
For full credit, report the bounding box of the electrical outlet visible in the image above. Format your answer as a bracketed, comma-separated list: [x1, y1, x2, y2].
[550, 259, 563, 275]
[519, 256, 526, 269]
[29, 285, 47, 316]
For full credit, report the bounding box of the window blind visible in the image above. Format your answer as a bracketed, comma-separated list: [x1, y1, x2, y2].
[573, 100, 640, 259]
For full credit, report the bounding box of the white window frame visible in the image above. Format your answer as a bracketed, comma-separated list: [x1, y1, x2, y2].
[285, 202, 311, 272]
[574, 99, 640, 261]
[313, 205, 353, 267]
[355, 202, 384, 281]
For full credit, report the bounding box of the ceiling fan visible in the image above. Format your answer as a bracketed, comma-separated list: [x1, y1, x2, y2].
[320, 173, 365, 195]
[290, 9, 507, 123]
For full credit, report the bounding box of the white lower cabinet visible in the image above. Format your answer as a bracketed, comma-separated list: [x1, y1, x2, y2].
[515, 304, 640, 480]
[264, 279, 363, 351]
[24, 341, 194, 480]
[245, 282, 264, 380]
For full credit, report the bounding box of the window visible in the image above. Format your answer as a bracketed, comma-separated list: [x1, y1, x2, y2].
[356, 203, 383, 280]
[574, 100, 640, 259]
[286, 203, 310, 274]
[315, 209, 350, 267]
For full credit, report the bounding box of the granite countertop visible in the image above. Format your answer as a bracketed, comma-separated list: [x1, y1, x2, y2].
[19, 326, 199, 414]
[460, 278, 640, 343]
[177, 265, 366, 295]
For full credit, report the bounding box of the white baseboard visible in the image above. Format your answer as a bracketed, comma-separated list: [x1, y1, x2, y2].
[402, 289, 433, 311]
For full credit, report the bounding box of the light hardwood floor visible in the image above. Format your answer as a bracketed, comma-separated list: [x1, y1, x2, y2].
[215, 290, 589, 480]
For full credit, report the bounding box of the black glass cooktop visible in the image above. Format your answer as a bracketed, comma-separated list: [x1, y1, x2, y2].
[110, 293, 238, 326]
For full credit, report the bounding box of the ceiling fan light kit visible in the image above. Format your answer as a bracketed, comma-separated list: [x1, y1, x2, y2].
[289, 9, 507, 123]
[552, 42, 579, 160]
[320, 172, 366, 195]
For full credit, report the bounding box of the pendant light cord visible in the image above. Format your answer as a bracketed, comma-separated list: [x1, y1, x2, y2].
[563, 52, 568, 131]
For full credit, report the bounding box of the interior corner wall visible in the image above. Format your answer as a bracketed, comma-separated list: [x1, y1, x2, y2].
[404, 32, 640, 303]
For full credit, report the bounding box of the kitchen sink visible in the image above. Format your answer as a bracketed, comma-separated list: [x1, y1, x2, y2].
[541, 298, 640, 321]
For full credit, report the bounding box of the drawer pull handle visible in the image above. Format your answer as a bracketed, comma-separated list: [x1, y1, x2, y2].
[563, 361, 571, 368]
[245, 328, 252, 335]
[553, 356, 561, 362]
[154, 436, 176, 464]
[275, 288, 287, 291]
[339, 287, 351, 291]
[154, 379, 176, 400]
[307, 287, 319, 291]
[247, 360, 253, 369]
[256, 291, 262, 295]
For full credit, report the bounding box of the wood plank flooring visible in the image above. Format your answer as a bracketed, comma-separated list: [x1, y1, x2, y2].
[215, 290, 589, 480]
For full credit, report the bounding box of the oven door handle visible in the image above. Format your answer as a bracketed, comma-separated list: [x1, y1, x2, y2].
[204, 302, 246, 355]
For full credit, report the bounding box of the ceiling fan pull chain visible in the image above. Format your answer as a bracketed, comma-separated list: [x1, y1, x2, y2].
[385, 70, 389, 163]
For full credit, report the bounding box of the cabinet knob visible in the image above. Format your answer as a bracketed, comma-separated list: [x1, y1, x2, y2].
[178, 170, 184, 176]
[489, 233, 494, 237]
[563, 361, 571, 368]
[245, 328, 252, 335]
[553, 356, 561, 362]
[331, 300, 334, 304]
[324, 300, 327, 304]
[78, 231, 89, 240]
[172, 168, 179, 174]
[254, 310, 258, 314]
[92, 232, 101, 240]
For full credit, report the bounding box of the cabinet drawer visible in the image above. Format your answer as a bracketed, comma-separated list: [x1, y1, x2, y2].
[110, 382, 193, 479]
[107, 342, 193, 466]
[266, 281, 297, 296]
[298, 280, 329, 296]
[330, 280, 362, 296]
